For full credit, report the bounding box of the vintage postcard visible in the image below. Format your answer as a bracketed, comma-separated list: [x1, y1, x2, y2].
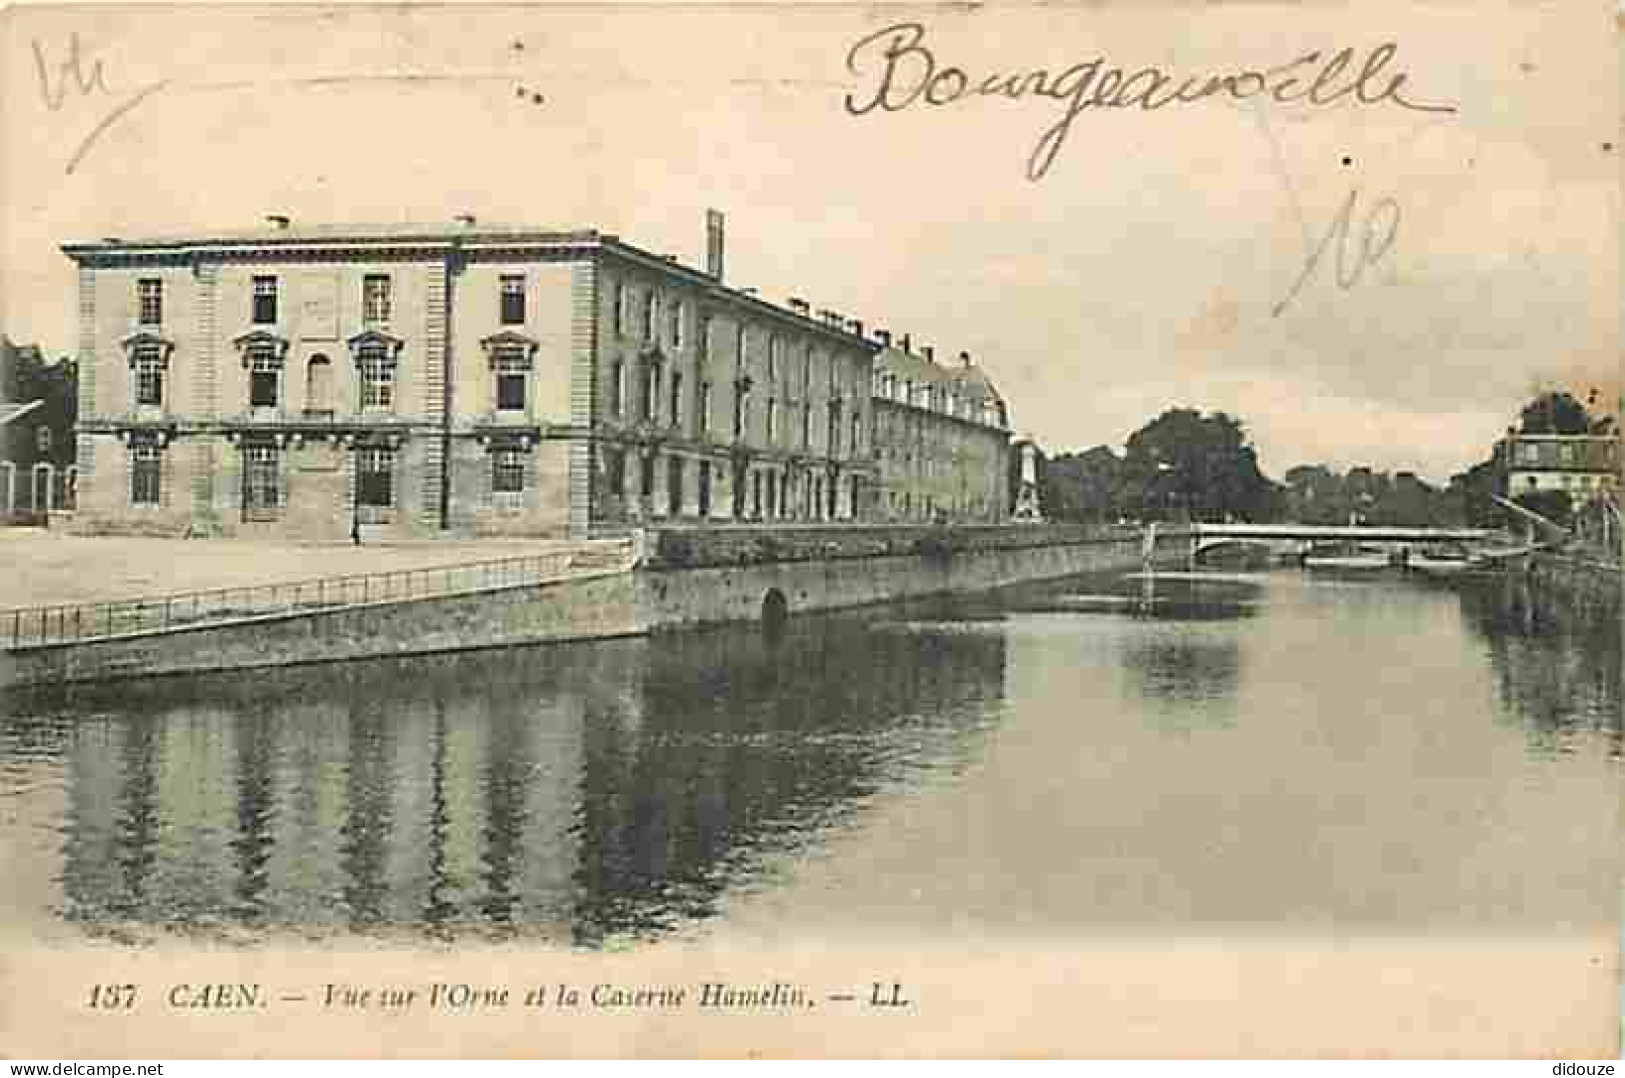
[0, 0, 1619, 1059]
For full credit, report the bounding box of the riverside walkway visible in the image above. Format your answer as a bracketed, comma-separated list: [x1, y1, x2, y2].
[1, 532, 635, 650]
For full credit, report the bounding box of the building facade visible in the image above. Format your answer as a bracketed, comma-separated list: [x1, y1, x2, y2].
[1500, 430, 1620, 503]
[64, 216, 882, 540]
[1, 338, 77, 515]
[869, 340, 1011, 523]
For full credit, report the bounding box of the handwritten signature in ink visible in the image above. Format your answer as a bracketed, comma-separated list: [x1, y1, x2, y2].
[34, 32, 533, 177]
[34, 33, 170, 175]
[843, 22, 1458, 182]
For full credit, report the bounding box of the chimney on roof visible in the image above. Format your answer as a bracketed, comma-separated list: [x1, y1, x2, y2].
[265, 214, 291, 230]
[901, 333, 912, 353]
[789, 297, 810, 315]
[923, 345, 935, 364]
[875, 329, 892, 347]
[454, 213, 477, 227]
[849, 318, 864, 337]
[959, 350, 972, 367]
[706, 209, 726, 281]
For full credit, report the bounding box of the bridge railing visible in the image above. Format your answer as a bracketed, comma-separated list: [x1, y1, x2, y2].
[3, 543, 635, 651]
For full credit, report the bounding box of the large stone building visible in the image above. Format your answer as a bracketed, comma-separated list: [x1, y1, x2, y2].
[869, 337, 1011, 523]
[63, 214, 887, 539]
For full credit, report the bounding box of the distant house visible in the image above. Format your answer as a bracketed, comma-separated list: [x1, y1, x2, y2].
[1, 338, 78, 514]
[1499, 427, 1620, 504]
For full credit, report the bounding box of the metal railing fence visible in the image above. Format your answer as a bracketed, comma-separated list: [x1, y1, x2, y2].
[4, 542, 634, 650]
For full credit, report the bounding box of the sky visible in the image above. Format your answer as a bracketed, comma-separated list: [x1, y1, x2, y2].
[2, 2, 1619, 483]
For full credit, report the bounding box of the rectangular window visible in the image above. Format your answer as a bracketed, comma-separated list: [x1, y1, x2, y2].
[641, 291, 657, 342]
[496, 370, 526, 411]
[667, 455, 683, 515]
[500, 275, 526, 325]
[362, 275, 392, 324]
[133, 346, 166, 407]
[357, 447, 395, 508]
[252, 276, 278, 324]
[669, 299, 684, 348]
[357, 344, 396, 410]
[699, 381, 712, 435]
[493, 347, 528, 412]
[698, 460, 712, 517]
[609, 360, 625, 417]
[766, 397, 777, 444]
[137, 279, 163, 326]
[640, 453, 656, 498]
[614, 280, 629, 336]
[492, 448, 525, 494]
[241, 444, 281, 521]
[734, 387, 748, 440]
[669, 371, 683, 428]
[249, 351, 280, 408]
[643, 364, 660, 423]
[130, 442, 162, 505]
[768, 335, 779, 381]
[698, 314, 712, 361]
[736, 324, 749, 369]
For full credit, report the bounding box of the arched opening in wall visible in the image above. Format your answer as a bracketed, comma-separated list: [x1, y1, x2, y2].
[761, 587, 789, 634]
[305, 354, 333, 416]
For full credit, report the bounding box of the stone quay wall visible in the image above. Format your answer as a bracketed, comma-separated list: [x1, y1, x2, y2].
[2, 525, 1182, 687]
[646, 523, 1146, 568]
[637, 523, 1178, 629]
[2, 571, 641, 689]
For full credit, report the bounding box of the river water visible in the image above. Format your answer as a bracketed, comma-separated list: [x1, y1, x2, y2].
[0, 568, 1618, 952]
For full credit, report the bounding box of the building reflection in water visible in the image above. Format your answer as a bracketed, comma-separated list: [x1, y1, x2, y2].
[1456, 576, 1623, 759]
[21, 605, 1007, 946]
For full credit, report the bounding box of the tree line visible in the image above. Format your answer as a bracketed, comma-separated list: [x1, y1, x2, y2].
[1035, 391, 1618, 529]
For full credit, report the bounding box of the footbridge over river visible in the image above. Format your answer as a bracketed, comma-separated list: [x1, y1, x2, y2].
[1187, 523, 1498, 564]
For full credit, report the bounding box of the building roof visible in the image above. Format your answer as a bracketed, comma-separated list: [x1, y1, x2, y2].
[1503, 431, 1618, 441]
[63, 220, 583, 252]
[874, 346, 1005, 406]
